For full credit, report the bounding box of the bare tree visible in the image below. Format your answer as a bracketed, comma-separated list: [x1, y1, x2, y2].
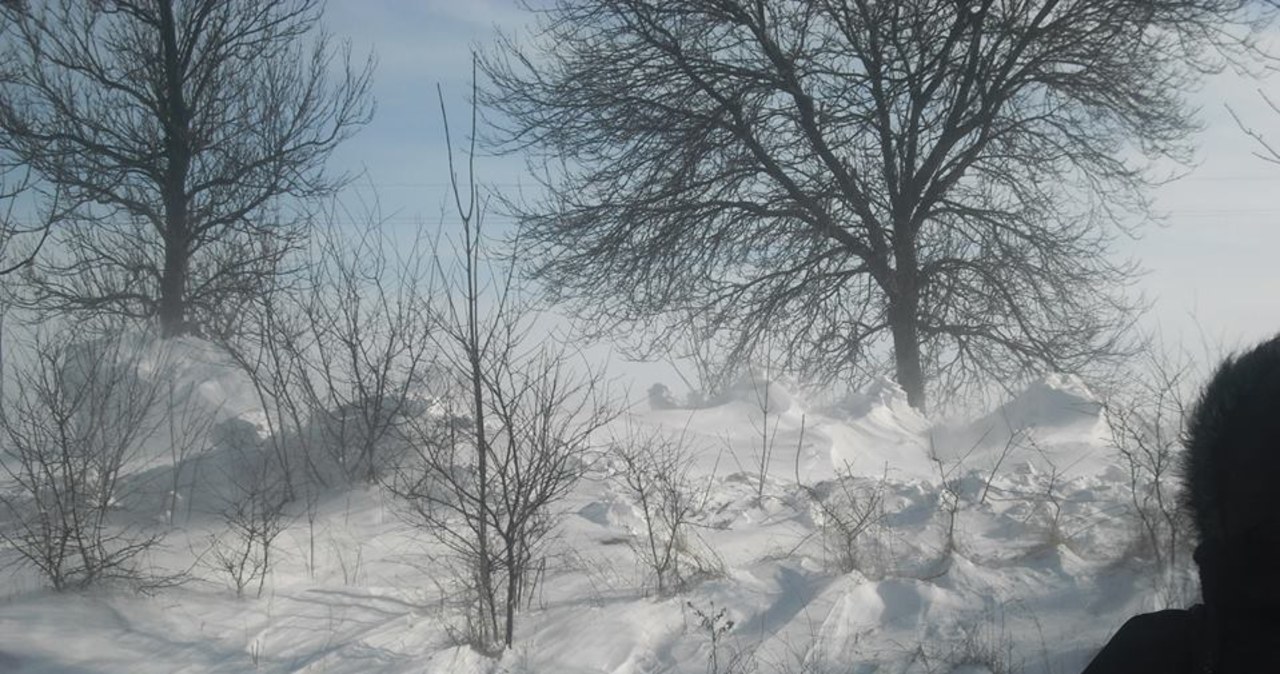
[391, 73, 616, 653]
[0, 321, 167, 590]
[0, 0, 372, 336]
[482, 0, 1276, 412]
[391, 215, 614, 651]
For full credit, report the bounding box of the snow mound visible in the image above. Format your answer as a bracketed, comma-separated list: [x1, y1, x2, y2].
[932, 374, 1112, 476]
[820, 378, 935, 479]
[994, 373, 1102, 431]
[637, 375, 938, 482]
[831, 377, 924, 422]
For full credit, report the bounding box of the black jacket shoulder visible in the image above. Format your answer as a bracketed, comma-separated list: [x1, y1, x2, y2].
[1083, 607, 1205, 674]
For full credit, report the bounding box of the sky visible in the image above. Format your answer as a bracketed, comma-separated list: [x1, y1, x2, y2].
[320, 0, 1280, 393]
[324, 0, 532, 226]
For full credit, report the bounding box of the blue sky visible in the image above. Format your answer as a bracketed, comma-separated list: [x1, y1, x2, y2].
[321, 1, 1280, 389]
[324, 1, 530, 229]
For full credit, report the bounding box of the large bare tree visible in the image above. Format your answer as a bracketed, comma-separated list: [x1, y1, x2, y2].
[483, 0, 1275, 411]
[0, 0, 372, 336]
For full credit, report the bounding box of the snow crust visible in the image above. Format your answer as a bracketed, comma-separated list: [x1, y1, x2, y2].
[0, 345, 1182, 673]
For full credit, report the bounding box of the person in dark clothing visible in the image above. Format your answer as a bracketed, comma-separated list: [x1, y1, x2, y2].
[1084, 335, 1280, 673]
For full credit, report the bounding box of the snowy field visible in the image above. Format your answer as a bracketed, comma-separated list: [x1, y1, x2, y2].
[0, 342, 1186, 674]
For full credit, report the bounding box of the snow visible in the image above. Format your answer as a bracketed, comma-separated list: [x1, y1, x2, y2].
[0, 344, 1188, 673]
[932, 374, 1115, 479]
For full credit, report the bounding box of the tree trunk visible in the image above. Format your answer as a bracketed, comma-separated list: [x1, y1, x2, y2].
[158, 0, 192, 338]
[887, 250, 927, 413]
[505, 544, 518, 647]
[462, 222, 499, 649]
[888, 297, 926, 413]
[888, 213, 927, 412]
[158, 232, 188, 337]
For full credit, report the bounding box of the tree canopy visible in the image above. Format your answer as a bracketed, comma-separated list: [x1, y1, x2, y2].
[0, 0, 372, 336]
[483, 0, 1276, 411]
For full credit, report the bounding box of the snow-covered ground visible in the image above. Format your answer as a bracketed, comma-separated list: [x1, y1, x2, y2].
[0, 344, 1189, 674]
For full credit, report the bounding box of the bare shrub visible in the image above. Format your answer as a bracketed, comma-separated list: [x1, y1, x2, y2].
[1102, 348, 1199, 607]
[217, 203, 435, 495]
[610, 428, 703, 596]
[744, 357, 788, 503]
[207, 455, 291, 598]
[942, 609, 1018, 674]
[0, 323, 167, 590]
[899, 606, 1019, 674]
[217, 283, 314, 502]
[806, 469, 886, 576]
[787, 414, 888, 576]
[161, 378, 218, 527]
[687, 600, 742, 674]
[296, 206, 435, 484]
[921, 423, 1024, 577]
[1016, 441, 1097, 557]
[393, 335, 613, 652]
[329, 532, 365, 587]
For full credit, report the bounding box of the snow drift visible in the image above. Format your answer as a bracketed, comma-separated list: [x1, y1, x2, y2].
[0, 345, 1179, 673]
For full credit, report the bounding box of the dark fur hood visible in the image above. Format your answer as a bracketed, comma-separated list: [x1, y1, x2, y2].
[1184, 335, 1280, 549]
[1086, 337, 1280, 674]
